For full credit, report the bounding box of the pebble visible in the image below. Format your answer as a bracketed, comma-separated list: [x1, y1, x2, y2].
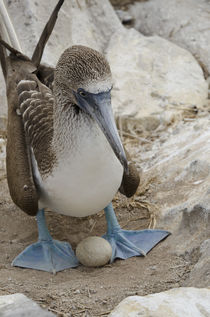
[76, 236, 112, 267]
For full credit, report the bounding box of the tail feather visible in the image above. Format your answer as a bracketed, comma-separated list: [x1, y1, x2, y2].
[0, 38, 33, 82]
[0, 35, 7, 79]
[32, 0, 64, 67]
[0, 38, 28, 59]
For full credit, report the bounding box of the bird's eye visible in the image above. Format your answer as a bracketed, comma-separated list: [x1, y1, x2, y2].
[78, 90, 87, 97]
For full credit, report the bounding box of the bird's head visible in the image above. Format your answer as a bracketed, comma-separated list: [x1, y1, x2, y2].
[54, 45, 128, 173]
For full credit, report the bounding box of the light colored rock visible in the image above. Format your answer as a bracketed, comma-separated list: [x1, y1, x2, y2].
[129, 114, 210, 284]
[107, 28, 208, 120]
[129, 0, 210, 75]
[109, 287, 210, 317]
[0, 138, 6, 171]
[139, 116, 210, 233]
[184, 239, 210, 288]
[115, 10, 133, 24]
[76, 236, 112, 267]
[0, 0, 208, 127]
[0, 68, 7, 118]
[0, 293, 55, 317]
[4, 0, 122, 66]
[0, 0, 122, 118]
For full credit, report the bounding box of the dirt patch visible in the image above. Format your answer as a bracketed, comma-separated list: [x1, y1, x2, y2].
[0, 166, 195, 317]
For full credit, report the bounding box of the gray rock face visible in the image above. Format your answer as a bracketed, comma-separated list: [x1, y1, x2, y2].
[107, 28, 207, 120]
[0, 0, 208, 125]
[138, 115, 210, 224]
[4, 0, 122, 65]
[184, 239, 210, 288]
[0, 71, 7, 117]
[132, 114, 210, 287]
[129, 0, 210, 75]
[140, 117, 210, 191]
[109, 287, 210, 317]
[0, 293, 55, 317]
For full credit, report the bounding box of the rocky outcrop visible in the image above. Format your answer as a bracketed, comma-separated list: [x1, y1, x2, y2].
[0, 293, 55, 317]
[185, 239, 210, 288]
[138, 116, 210, 231]
[3, 0, 121, 65]
[132, 116, 210, 279]
[109, 288, 210, 317]
[107, 28, 207, 120]
[129, 0, 210, 76]
[0, 0, 208, 126]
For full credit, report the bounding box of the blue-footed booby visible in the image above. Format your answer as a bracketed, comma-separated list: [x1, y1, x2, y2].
[0, 0, 169, 272]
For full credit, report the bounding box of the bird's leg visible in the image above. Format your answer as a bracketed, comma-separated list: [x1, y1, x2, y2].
[12, 209, 79, 272]
[102, 202, 170, 263]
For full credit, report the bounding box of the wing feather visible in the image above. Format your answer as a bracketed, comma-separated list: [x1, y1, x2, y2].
[17, 78, 56, 177]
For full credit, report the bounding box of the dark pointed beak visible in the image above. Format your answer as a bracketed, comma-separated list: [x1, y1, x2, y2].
[74, 90, 128, 173]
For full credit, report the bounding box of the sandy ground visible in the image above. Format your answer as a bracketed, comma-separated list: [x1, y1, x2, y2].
[0, 163, 194, 317]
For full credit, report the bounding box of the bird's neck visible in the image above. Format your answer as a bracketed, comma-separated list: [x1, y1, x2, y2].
[52, 92, 95, 155]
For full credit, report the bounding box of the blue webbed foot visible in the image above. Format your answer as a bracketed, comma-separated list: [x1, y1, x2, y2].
[12, 209, 79, 272]
[102, 203, 170, 263]
[12, 239, 79, 273]
[103, 228, 170, 262]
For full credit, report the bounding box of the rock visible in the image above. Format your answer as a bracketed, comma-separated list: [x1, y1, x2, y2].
[138, 116, 210, 229]
[4, 0, 122, 66]
[0, 138, 6, 171]
[0, 69, 7, 118]
[129, 0, 210, 75]
[76, 236, 112, 267]
[0, 0, 208, 129]
[106, 28, 208, 123]
[0, 0, 122, 120]
[115, 10, 133, 25]
[128, 114, 210, 287]
[0, 293, 55, 317]
[184, 239, 210, 288]
[109, 287, 210, 317]
[0, 116, 7, 135]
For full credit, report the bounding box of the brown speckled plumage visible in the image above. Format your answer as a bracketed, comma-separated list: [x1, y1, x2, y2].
[0, 0, 64, 216]
[17, 78, 56, 177]
[55, 45, 111, 89]
[5, 56, 39, 216]
[0, 2, 140, 217]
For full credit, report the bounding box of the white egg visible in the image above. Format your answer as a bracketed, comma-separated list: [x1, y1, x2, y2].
[76, 236, 112, 267]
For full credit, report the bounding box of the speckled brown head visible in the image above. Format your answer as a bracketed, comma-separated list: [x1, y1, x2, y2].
[54, 45, 112, 100]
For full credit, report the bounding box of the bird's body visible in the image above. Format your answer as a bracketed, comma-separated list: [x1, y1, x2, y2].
[34, 103, 123, 216]
[0, 0, 169, 272]
[15, 45, 125, 218]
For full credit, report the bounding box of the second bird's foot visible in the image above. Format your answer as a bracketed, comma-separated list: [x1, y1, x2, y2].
[12, 239, 79, 273]
[103, 228, 170, 263]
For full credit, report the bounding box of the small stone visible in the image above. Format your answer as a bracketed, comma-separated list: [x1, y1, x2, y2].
[76, 236, 112, 267]
[73, 290, 80, 294]
[115, 10, 133, 24]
